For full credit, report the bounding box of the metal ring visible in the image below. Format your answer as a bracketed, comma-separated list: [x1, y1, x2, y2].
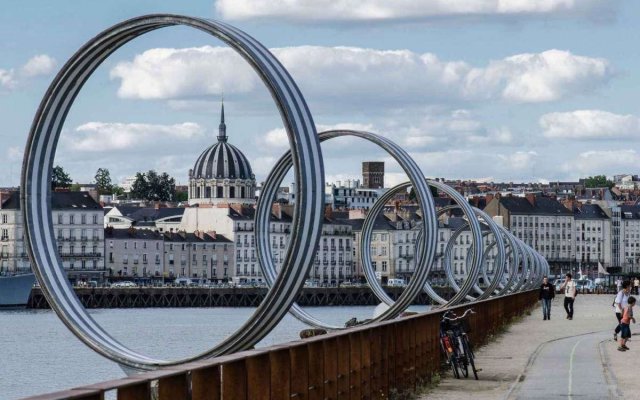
[256, 129, 436, 328]
[21, 14, 324, 370]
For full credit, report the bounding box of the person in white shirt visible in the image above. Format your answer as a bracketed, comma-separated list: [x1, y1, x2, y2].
[560, 273, 577, 320]
[613, 281, 631, 341]
[634, 278, 639, 295]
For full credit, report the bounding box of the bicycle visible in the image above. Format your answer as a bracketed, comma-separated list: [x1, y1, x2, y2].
[439, 309, 479, 380]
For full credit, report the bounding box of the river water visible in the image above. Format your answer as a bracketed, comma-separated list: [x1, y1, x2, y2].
[0, 306, 427, 399]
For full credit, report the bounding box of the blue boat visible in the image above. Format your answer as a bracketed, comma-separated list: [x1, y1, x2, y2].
[0, 273, 35, 308]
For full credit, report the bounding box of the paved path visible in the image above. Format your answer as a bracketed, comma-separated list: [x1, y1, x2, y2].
[419, 295, 637, 400]
[510, 331, 613, 399]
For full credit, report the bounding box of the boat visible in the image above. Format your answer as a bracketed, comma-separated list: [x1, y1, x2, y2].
[0, 273, 35, 308]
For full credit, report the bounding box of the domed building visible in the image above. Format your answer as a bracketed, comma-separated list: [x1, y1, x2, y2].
[188, 103, 256, 206]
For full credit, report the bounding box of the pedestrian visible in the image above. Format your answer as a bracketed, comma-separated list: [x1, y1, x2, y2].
[618, 296, 636, 352]
[617, 278, 623, 293]
[539, 276, 555, 320]
[560, 273, 577, 320]
[613, 281, 631, 341]
[634, 277, 639, 295]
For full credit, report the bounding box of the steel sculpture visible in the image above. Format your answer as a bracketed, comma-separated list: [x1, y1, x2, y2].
[21, 13, 550, 372]
[21, 14, 324, 370]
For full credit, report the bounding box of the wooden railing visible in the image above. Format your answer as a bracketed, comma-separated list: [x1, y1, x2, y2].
[22, 290, 537, 400]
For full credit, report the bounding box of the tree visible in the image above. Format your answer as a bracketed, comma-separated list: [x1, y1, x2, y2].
[584, 175, 615, 189]
[94, 168, 113, 194]
[130, 172, 149, 200]
[111, 186, 125, 197]
[52, 165, 72, 189]
[409, 186, 439, 201]
[130, 170, 176, 201]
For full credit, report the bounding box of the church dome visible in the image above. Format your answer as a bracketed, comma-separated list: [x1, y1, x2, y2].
[191, 103, 254, 180]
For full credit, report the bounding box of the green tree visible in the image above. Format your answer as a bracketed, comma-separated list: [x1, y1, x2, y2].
[130, 170, 176, 201]
[94, 168, 113, 194]
[175, 190, 188, 202]
[584, 175, 615, 188]
[409, 186, 438, 201]
[111, 186, 125, 197]
[52, 165, 72, 189]
[130, 172, 149, 200]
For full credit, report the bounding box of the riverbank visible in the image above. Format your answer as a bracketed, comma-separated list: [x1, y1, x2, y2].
[418, 294, 633, 399]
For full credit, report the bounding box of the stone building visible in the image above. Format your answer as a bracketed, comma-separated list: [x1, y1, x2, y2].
[362, 161, 384, 189]
[187, 102, 256, 206]
[484, 193, 574, 272]
[104, 227, 233, 282]
[0, 191, 105, 283]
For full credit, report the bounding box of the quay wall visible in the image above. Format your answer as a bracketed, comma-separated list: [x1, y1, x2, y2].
[23, 290, 538, 400]
[27, 287, 456, 309]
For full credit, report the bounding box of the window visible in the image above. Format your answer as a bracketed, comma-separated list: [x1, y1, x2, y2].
[92, 214, 98, 224]
[81, 214, 86, 224]
[69, 215, 75, 224]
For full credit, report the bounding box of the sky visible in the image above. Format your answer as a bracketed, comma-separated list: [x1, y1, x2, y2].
[1, 0, 639, 188]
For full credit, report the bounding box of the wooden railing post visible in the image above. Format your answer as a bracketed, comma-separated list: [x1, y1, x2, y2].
[191, 365, 220, 400]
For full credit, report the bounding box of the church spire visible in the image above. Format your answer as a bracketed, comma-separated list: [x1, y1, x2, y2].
[217, 98, 227, 142]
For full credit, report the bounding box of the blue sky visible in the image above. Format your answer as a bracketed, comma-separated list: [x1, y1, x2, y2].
[2, 0, 639, 187]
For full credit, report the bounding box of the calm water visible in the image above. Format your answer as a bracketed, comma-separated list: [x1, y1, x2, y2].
[0, 305, 427, 399]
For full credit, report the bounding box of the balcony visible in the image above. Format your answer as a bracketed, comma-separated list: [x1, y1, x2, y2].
[59, 252, 102, 259]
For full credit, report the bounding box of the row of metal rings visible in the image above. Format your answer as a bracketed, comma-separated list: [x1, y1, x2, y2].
[258, 130, 548, 331]
[22, 14, 548, 371]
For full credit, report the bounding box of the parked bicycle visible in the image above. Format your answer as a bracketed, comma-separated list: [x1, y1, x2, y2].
[439, 309, 479, 380]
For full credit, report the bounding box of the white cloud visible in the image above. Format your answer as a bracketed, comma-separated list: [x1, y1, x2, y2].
[465, 50, 611, 102]
[402, 109, 513, 150]
[6, 146, 22, 162]
[110, 47, 257, 100]
[393, 148, 540, 182]
[540, 109, 640, 139]
[0, 54, 57, 91]
[68, 122, 206, 152]
[20, 55, 57, 77]
[216, 0, 615, 22]
[562, 150, 640, 176]
[499, 151, 538, 170]
[110, 46, 612, 106]
[0, 69, 17, 90]
[260, 122, 375, 149]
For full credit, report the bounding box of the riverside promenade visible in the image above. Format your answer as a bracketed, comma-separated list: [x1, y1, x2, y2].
[421, 294, 635, 400]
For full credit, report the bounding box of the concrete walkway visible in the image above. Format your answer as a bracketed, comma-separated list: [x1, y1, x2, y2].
[420, 295, 638, 399]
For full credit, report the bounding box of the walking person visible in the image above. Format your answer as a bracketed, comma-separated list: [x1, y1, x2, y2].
[614, 281, 631, 341]
[616, 278, 623, 293]
[560, 273, 577, 320]
[539, 276, 555, 320]
[634, 277, 639, 295]
[618, 296, 636, 352]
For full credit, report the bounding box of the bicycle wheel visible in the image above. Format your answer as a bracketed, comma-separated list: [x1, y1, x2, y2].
[457, 337, 469, 378]
[450, 353, 461, 379]
[464, 336, 479, 380]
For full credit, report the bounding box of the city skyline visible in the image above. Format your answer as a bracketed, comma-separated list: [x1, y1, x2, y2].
[2, 1, 640, 188]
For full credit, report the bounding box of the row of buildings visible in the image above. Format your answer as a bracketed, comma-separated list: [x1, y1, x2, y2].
[3, 102, 640, 285]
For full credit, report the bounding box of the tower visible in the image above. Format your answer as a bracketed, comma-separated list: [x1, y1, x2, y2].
[362, 162, 384, 189]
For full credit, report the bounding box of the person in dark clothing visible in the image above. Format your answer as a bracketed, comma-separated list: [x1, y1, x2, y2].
[539, 276, 555, 320]
[613, 281, 631, 341]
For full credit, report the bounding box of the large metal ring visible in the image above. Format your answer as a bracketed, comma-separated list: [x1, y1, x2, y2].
[256, 129, 436, 328]
[441, 207, 505, 301]
[21, 14, 324, 370]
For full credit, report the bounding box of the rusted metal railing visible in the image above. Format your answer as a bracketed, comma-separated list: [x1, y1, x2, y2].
[22, 290, 537, 400]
